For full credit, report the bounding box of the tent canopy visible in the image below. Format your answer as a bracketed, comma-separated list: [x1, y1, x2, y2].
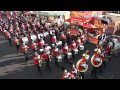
[65, 16, 94, 23]
[82, 23, 97, 29]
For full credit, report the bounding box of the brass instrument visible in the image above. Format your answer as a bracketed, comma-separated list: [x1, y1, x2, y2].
[91, 55, 102, 67]
[76, 59, 88, 73]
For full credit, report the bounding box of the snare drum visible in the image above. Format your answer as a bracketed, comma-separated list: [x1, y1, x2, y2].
[79, 45, 84, 50]
[56, 41, 62, 46]
[67, 52, 72, 58]
[46, 51, 50, 55]
[38, 33, 43, 39]
[31, 35, 37, 41]
[57, 55, 62, 62]
[40, 48, 44, 52]
[43, 32, 49, 37]
[74, 49, 79, 54]
[22, 37, 29, 44]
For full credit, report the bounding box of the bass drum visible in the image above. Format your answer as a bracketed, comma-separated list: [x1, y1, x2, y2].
[22, 37, 29, 44]
[91, 55, 102, 67]
[76, 59, 88, 73]
[31, 34, 37, 42]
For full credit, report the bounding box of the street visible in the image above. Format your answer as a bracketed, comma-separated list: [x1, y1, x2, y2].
[0, 13, 120, 79]
[0, 31, 120, 79]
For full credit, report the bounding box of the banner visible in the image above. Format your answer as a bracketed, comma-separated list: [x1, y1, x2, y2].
[70, 11, 103, 18]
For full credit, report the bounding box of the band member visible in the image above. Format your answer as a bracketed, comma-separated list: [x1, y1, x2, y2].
[14, 36, 20, 52]
[51, 34, 57, 44]
[100, 50, 107, 67]
[9, 26, 14, 37]
[105, 44, 111, 59]
[44, 44, 51, 55]
[70, 65, 78, 79]
[62, 43, 71, 60]
[61, 69, 71, 79]
[76, 56, 88, 79]
[42, 50, 51, 68]
[94, 45, 102, 54]
[91, 50, 103, 78]
[82, 50, 90, 62]
[21, 43, 29, 62]
[39, 38, 46, 48]
[33, 27, 37, 34]
[31, 41, 38, 52]
[51, 45, 60, 63]
[16, 26, 20, 35]
[66, 30, 71, 45]
[80, 34, 87, 43]
[60, 32, 66, 46]
[49, 28, 55, 38]
[33, 52, 42, 72]
[101, 32, 107, 42]
[76, 37, 81, 48]
[70, 40, 78, 58]
[6, 32, 12, 46]
[35, 20, 40, 29]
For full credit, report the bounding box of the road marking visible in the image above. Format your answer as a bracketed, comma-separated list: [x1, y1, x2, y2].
[0, 55, 33, 62]
[0, 40, 8, 43]
[0, 53, 23, 59]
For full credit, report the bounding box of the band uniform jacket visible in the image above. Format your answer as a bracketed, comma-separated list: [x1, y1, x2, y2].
[62, 45, 69, 54]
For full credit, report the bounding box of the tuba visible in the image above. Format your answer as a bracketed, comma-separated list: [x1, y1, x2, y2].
[91, 55, 102, 67]
[76, 59, 88, 73]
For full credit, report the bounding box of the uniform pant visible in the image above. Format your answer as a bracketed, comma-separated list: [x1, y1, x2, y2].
[91, 67, 98, 78]
[98, 65, 102, 73]
[16, 45, 19, 51]
[35, 64, 41, 72]
[72, 50, 75, 59]
[103, 61, 106, 67]
[45, 59, 50, 68]
[24, 53, 28, 62]
[64, 53, 68, 61]
[79, 72, 85, 79]
[54, 56, 60, 67]
[54, 57, 58, 63]
[8, 38, 12, 46]
[62, 39, 66, 47]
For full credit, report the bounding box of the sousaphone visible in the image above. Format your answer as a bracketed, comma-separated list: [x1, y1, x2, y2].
[76, 59, 88, 73]
[91, 55, 102, 67]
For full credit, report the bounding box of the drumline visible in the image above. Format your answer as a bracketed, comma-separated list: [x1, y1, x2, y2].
[1, 12, 91, 79]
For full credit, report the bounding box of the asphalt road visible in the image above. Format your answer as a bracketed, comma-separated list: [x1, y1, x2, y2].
[1, 31, 120, 79]
[0, 15, 120, 79]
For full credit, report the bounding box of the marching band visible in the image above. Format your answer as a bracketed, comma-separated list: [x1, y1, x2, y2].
[0, 11, 115, 79]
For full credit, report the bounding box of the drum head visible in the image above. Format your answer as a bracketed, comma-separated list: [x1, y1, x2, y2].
[67, 52, 72, 55]
[22, 37, 29, 44]
[38, 34, 43, 39]
[31, 35, 37, 41]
